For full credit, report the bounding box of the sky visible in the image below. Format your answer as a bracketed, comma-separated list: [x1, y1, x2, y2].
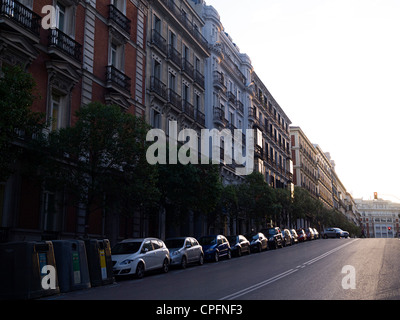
[205, 0, 400, 203]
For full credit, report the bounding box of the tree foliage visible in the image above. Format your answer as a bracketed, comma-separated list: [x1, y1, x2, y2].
[0, 65, 45, 180]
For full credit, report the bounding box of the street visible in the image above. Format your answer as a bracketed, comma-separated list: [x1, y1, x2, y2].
[44, 238, 400, 300]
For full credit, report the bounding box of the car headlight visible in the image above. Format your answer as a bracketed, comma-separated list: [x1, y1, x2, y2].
[120, 259, 134, 266]
[173, 250, 181, 256]
[269, 237, 274, 241]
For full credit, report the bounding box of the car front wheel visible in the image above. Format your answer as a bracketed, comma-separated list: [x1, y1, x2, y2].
[181, 256, 187, 269]
[162, 258, 169, 273]
[136, 262, 145, 279]
[214, 251, 219, 262]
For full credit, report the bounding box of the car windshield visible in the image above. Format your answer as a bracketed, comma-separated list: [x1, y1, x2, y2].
[252, 234, 261, 240]
[199, 236, 216, 245]
[227, 236, 237, 244]
[112, 242, 141, 255]
[165, 239, 185, 249]
[266, 229, 277, 235]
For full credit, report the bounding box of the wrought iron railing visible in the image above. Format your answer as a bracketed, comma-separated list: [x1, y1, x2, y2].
[0, 0, 41, 36]
[48, 28, 82, 61]
[106, 65, 131, 93]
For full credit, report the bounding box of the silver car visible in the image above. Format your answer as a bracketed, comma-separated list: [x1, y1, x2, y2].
[322, 227, 348, 239]
[165, 237, 204, 269]
[112, 238, 170, 279]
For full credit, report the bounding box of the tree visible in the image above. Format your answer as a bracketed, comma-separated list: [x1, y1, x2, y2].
[46, 102, 158, 236]
[237, 172, 276, 230]
[0, 65, 45, 181]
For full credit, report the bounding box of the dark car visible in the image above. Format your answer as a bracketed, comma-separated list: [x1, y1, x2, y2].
[246, 232, 269, 253]
[199, 235, 231, 262]
[227, 235, 251, 257]
[290, 229, 299, 244]
[261, 228, 283, 249]
[281, 229, 293, 247]
[296, 228, 307, 242]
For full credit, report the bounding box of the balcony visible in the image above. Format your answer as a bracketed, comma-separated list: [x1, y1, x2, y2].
[0, 0, 41, 38]
[151, 29, 167, 55]
[194, 70, 205, 89]
[213, 71, 226, 92]
[106, 65, 131, 94]
[195, 109, 205, 127]
[48, 28, 82, 62]
[108, 4, 131, 35]
[167, 45, 181, 67]
[182, 100, 195, 119]
[182, 58, 194, 79]
[167, 88, 181, 110]
[227, 91, 236, 104]
[213, 107, 228, 127]
[150, 76, 168, 100]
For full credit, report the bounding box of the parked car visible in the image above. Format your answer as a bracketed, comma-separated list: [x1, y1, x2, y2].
[312, 228, 320, 239]
[322, 227, 349, 239]
[296, 229, 307, 242]
[112, 238, 170, 279]
[281, 229, 293, 247]
[261, 227, 283, 249]
[290, 229, 299, 244]
[305, 228, 315, 240]
[199, 235, 231, 262]
[246, 232, 269, 253]
[165, 237, 204, 269]
[227, 235, 251, 257]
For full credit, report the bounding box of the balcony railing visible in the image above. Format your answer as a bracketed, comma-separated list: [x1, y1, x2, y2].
[182, 58, 194, 79]
[194, 70, 205, 88]
[106, 65, 131, 93]
[108, 4, 131, 34]
[150, 76, 167, 100]
[167, 88, 181, 110]
[196, 109, 205, 127]
[159, 0, 208, 49]
[151, 29, 167, 54]
[0, 0, 41, 36]
[213, 107, 228, 127]
[213, 71, 226, 91]
[182, 100, 195, 119]
[167, 44, 181, 67]
[48, 28, 82, 61]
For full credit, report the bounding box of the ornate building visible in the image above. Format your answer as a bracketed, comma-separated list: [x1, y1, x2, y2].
[356, 197, 400, 238]
[0, 0, 148, 243]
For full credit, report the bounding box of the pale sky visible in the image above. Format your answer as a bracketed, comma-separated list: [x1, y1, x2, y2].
[205, 0, 400, 203]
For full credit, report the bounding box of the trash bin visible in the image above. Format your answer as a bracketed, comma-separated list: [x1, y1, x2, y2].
[52, 240, 91, 293]
[0, 241, 59, 299]
[85, 239, 114, 287]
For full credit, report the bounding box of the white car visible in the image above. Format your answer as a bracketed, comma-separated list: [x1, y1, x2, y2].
[165, 237, 204, 269]
[112, 238, 170, 279]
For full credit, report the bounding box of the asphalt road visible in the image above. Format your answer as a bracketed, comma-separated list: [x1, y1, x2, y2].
[45, 238, 400, 300]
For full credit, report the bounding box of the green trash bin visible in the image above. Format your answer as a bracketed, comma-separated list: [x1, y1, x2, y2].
[0, 241, 59, 300]
[85, 239, 115, 287]
[52, 240, 91, 293]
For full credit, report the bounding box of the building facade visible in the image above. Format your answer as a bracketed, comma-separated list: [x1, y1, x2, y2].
[314, 144, 333, 208]
[145, 0, 209, 136]
[0, 0, 148, 243]
[356, 197, 400, 238]
[197, 2, 252, 185]
[290, 126, 318, 198]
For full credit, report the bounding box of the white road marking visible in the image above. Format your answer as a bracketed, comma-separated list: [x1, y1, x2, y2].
[220, 239, 359, 300]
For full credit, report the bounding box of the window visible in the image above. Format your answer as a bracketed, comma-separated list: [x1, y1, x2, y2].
[154, 14, 161, 33]
[169, 72, 176, 91]
[112, 0, 126, 14]
[42, 191, 56, 231]
[153, 59, 161, 79]
[109, 41, 124, 70]
[50, 93, 66, 131]
[150, 108, 162, 129]
[142, 241, 153, 252]
[56, 2, 66, 32]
